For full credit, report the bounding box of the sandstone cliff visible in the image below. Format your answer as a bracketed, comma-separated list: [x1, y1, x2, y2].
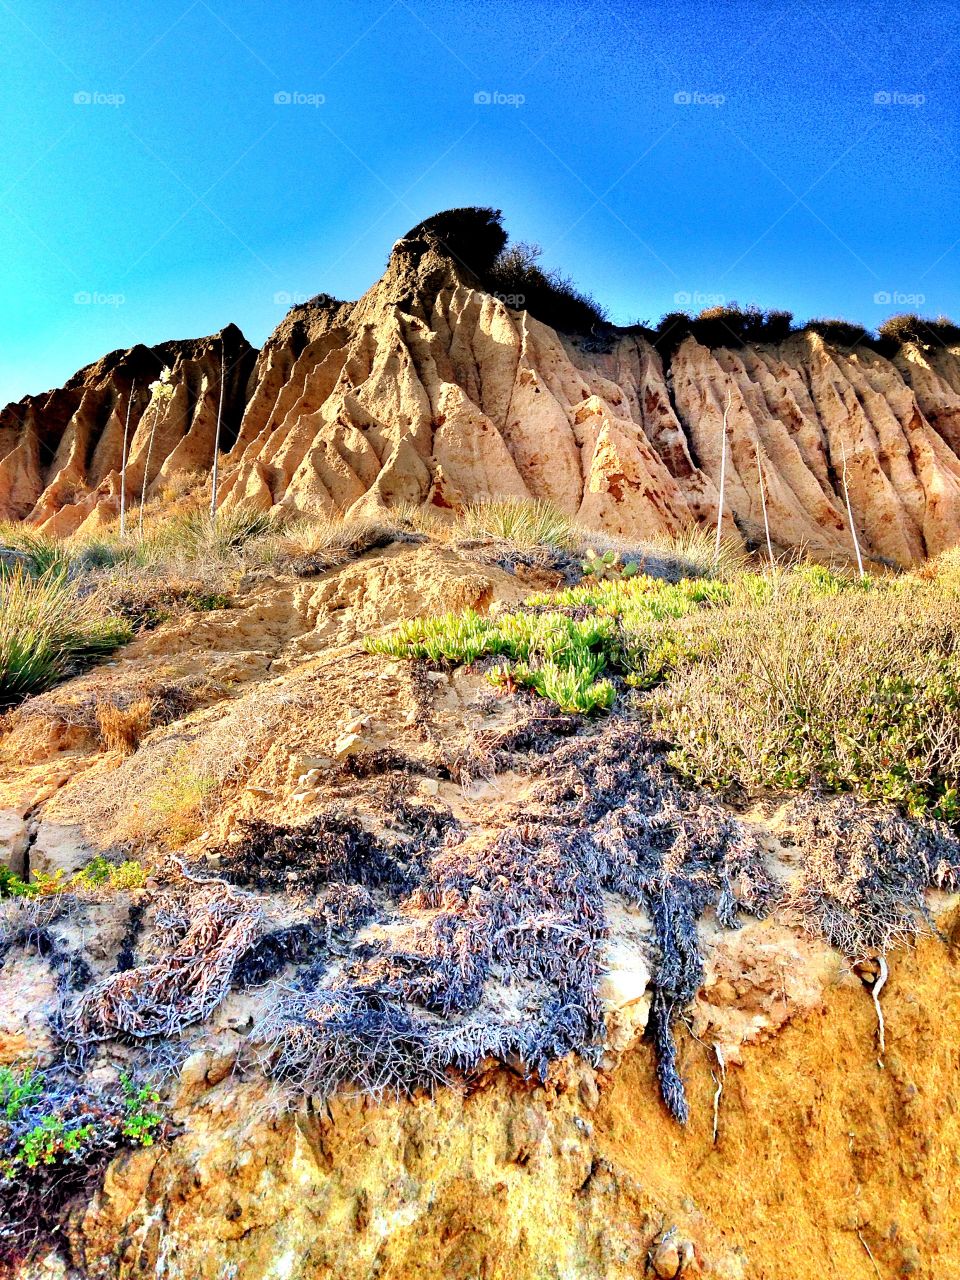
[3, 214, 960, 564]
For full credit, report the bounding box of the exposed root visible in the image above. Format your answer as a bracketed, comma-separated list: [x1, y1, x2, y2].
[712, 1044, 726, 1144]
[871, 954, 888, 1066]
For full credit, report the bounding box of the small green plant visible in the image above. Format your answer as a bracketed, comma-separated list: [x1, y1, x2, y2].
[492, 656, 616, 714]
[0, 1067, 44, 1121]
[30, 856, 147, 897]
[11, 1116, 95, 1170]
[0, 866, 36, 898]
[119, 1073, 163, 1146]
[581, 547, 641, 580]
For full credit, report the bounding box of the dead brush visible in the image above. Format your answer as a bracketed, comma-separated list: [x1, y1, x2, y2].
[252, 719, 774, 1122]
[277, 510, 427, 577]
[781, 793, 960, 957]
[66, 883, 264, 1044]
[95, 696, 155, 754]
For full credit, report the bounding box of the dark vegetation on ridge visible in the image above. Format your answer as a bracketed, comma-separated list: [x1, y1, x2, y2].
[399, 207, 960, 354]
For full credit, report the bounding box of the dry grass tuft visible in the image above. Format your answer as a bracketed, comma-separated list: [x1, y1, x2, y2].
[456, 498, 576, 550]
[95, 697, 155, 755]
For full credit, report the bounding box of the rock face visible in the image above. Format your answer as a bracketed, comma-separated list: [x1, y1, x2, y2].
[4, 215, 960, 563]
[0, 326, 255, 537]
[64, 910, 960, 1279]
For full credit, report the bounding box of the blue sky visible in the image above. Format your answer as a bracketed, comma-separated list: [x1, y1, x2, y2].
[2, 0, 958, 405]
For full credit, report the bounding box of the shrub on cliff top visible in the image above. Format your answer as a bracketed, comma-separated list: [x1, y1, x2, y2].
[877, 313, 960, 350]
[399, 207, 508, 277]
[401, 210, 607, 334]
[484, 240, 608, 333]
[653, 304, 794, 356]
[803, 317, 876, 351]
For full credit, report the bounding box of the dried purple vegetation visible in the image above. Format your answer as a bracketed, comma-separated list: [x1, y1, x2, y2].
[255, 721, 775, 1122]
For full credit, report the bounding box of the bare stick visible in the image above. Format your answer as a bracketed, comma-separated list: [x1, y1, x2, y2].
[119, 378, 136, 539]
[858, 1230, 882, 1280]
[714, 387, 732, 562]
[757, 449, 774, 568]
[210, 336, 226, 520]
[840, 439, 865, 577]
[138, 402, 158, 541]
[138, 369, 173, 540]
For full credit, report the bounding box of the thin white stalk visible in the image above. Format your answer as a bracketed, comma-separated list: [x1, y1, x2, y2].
[871, 954, 888, 1067]
[711, 1044, 726, 1144]
[714, 386, 732, 562]
[138, 402, 159, 541]
[840, 439, 865, 576]
[757, 449, 774, 568]
[119, 378, 136, 539]
[210, 337, 226, 520]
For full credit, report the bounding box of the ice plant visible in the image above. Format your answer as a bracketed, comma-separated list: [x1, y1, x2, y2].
[138, 367, 175, 540]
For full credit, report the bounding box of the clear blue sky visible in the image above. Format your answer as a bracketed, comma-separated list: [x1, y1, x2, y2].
[2, 0, 958, 405]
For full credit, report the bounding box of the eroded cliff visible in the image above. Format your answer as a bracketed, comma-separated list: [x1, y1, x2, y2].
[3, 214, 960, 564]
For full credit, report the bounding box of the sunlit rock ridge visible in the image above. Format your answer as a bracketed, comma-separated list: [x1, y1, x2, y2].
[4, 209, 960, 565]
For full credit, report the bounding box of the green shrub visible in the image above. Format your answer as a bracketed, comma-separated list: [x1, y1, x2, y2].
[0, 867, 36, 899]
[0, 525, 71, 578]
[371, 605, 622, 715]
[0, 1063, 164, 1262]
[648, 578, 960, 820]
[0, 568, 132, 708]
[0, 1067, 44, 1121]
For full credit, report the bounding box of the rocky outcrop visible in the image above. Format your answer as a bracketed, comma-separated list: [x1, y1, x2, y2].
[62, 907, 960, 1280]
[0, 326, 255, 537]
[3, 217, 960, 563]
